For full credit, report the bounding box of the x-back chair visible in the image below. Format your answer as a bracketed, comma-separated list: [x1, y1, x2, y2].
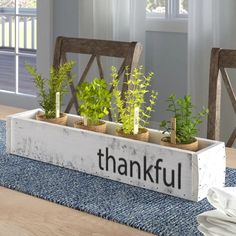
[207, 48, 236, 147]
[53, 36, 143, 120]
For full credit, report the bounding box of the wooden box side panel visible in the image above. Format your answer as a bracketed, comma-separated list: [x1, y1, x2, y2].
[6, 109, 40, 153]
[9, 116, 196, 201]
[193, 143, 226, 201]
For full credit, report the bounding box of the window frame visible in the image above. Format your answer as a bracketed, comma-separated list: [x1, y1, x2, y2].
[174, 0, 188, 18]
[145, 0, 188, 33]
[0, 0, 53, 109]
[0, 0, 37, 95]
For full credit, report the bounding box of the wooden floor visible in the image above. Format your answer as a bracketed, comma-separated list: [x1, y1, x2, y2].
[0, 187, 151, 236]
[0, 105, 235, 236]
[0, 52, 36, 95]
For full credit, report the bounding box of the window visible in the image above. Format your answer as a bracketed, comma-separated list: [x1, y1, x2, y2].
[146, 0, 188, 33]
[146, 0, 188, 19]
[0, 0, 37, 96]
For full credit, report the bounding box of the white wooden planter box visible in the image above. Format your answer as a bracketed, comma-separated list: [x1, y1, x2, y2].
[6, 109, 226, 202]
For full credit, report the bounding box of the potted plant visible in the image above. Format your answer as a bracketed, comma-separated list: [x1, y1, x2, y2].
[160, 94, 208, 151]
[111, 66, 158, 142]
[74, 78, 111, 133]
[25, 61, 75, 125]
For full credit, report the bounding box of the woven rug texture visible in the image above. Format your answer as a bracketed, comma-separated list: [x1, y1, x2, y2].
[0, 121, 235, 236]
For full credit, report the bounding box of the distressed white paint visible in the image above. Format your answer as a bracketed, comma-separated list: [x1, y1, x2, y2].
[6, 109, 226, 201]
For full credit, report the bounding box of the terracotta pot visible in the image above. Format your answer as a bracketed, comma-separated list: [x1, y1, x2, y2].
[160, 137, 199, 152]
[74, 120, 107, 134]
[36, 112, 68, 126]
[116, 128, 149, 142]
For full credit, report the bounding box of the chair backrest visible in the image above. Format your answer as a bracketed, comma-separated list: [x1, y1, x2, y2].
[53, 36, 143, 120]
[207, 48, 236, 147]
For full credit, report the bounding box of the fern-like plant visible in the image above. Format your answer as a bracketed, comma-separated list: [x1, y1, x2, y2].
[25, 61, 75, 119]
[160, 94, 208, 144]
[111, 66, 158, 135]
[76, 78, 111, 125]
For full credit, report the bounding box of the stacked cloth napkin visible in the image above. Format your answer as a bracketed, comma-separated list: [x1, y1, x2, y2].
[197, 187, 236, 236]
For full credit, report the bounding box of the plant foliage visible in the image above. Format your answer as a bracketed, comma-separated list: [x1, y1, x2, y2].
[76, 78, 111, 125]
[160, 94, 208, 144]
[25, 61, 75, 119]
[111, 66, 158, 135]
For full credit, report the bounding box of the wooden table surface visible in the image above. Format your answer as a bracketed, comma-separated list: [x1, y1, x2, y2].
[0, 104, 235, 236]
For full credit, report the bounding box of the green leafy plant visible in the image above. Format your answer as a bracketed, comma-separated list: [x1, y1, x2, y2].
[25, 61, 75, 119]
[111, 66, 158, 135]
[76, 78, 112, 125]
[160, 94, 208, 144]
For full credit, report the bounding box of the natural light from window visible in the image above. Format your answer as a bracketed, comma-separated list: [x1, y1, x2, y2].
[146, 0, 188, 19]
[0, 0, 37, 96]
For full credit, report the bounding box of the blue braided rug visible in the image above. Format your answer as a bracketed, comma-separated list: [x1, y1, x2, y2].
[0, 121, 235, 236]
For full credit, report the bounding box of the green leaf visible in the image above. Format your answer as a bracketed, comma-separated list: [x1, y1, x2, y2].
[76, 78, 112, 124]
[161, 94, 208, 143]
[111, 66, 158, 133]
[26, 61, 75, 119]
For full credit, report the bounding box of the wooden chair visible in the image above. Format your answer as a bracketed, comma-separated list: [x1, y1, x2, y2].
[53, 36, 142, 120]
[207, 48, 236, 147]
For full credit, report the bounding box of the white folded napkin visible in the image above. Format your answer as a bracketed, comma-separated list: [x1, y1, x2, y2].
[207, 187, 236, 217]
[197, 210, 236, 236]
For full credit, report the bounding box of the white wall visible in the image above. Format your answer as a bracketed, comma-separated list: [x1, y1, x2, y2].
[37, 0, 53, 77]
[53, 0, 79, 43]
[146, 31, 188, 123]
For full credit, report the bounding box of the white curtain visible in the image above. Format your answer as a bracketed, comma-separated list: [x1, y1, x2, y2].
[188, 0, 236, 140]
[78, 0, 146, 63]
[78, 0, 146, 42]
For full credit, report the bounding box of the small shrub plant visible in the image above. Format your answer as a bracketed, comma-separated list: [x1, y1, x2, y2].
[76, 78, 111, 125]
[111, 66, 158, 135]
[26, 61, 75, 119]
[160, 94, 208, 144]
